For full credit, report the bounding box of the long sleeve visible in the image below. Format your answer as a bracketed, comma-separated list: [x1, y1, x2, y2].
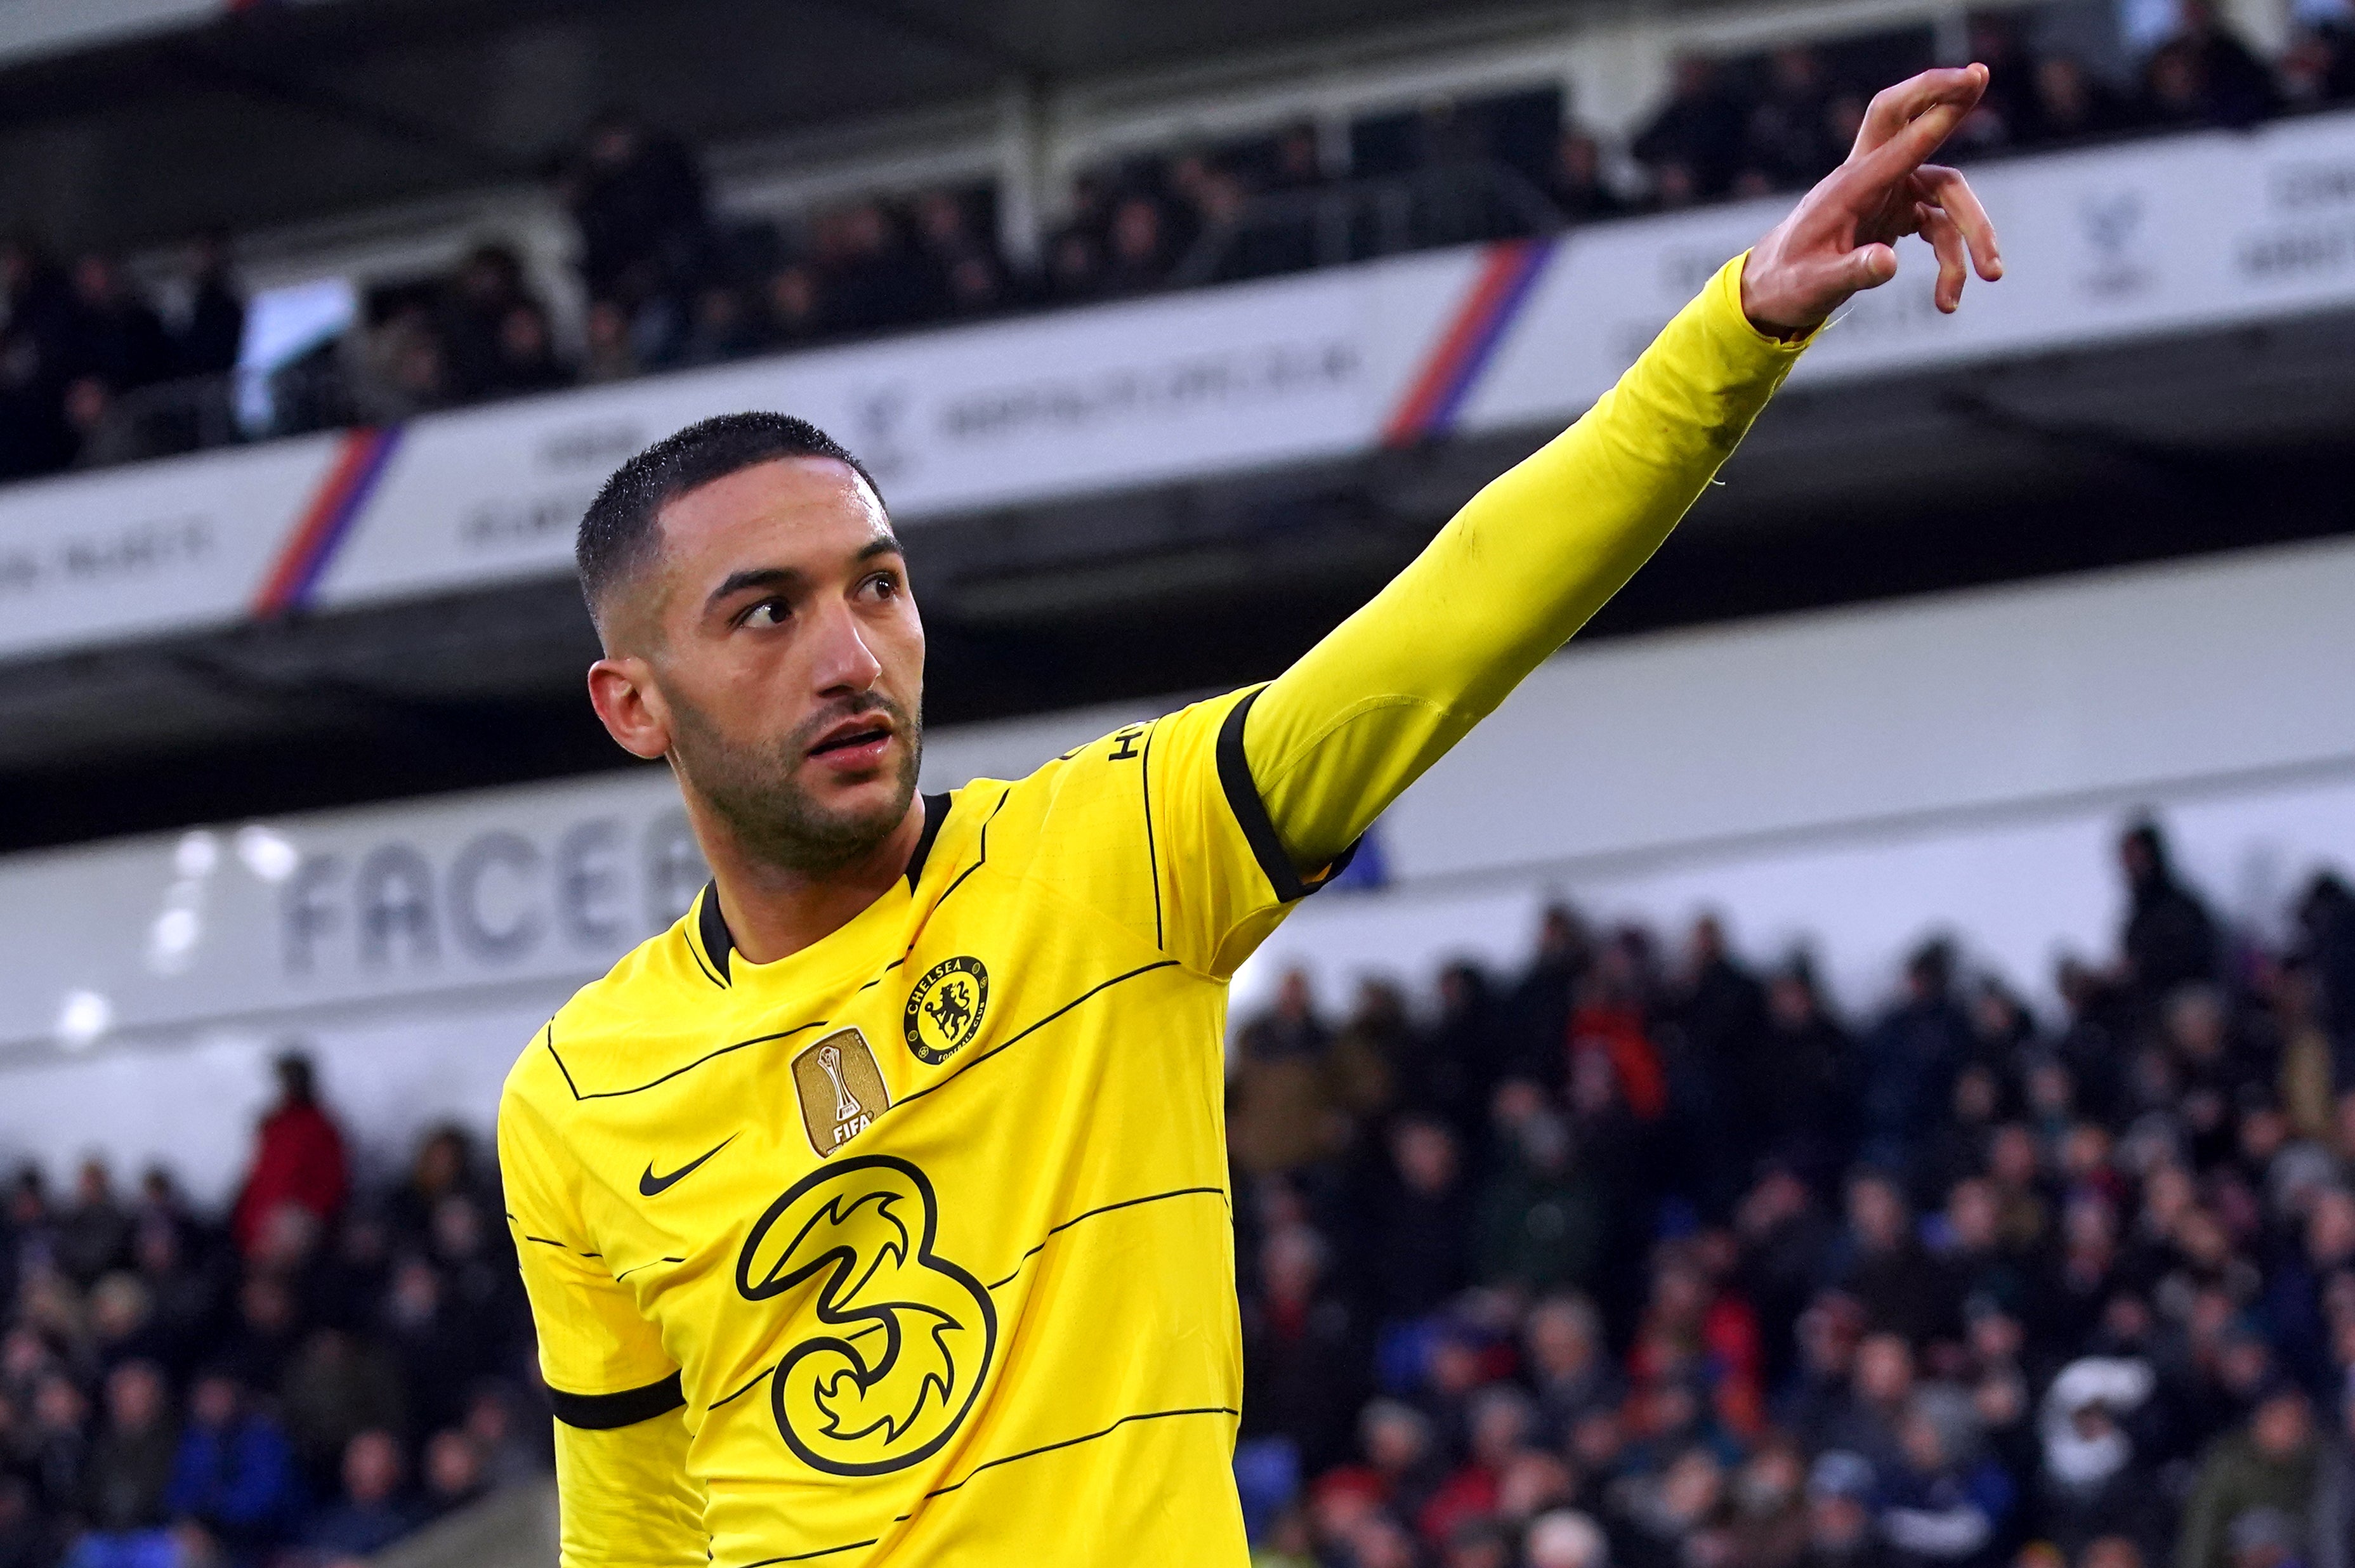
[501, 1087, 707, 1567]
[1243, 251, 1813, 873]
[552, 1412, 706, 1568]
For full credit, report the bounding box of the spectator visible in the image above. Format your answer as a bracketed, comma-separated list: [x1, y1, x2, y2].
[1840, 1174, 1964, 1346]
[760, 262, 832, 348]
[580, 297, 640, 383]
[301, 1429, 412, 1557]
[379, 1257, 478, 1438]
[1874, 1395, 2014, 1568]
[2028, 57, 2140, 146]
[1475, 1098, 1601, 1293]
[1743, 47, 1842, 189]
[0, 238, 80, 477]
[2120, 821, 2221, 1003]
[941, 250, 1011, 317]
[1805, 1449, 1888, 1568]
[80, 1360, 178, 1534]
[229, 1052, 350, 1261]
[1525, 1508, 1611, 1568]
[419, 1428, 487, 1519]
[436, 243, 530, 400]
[1635, 56, 1752, 200]
[60, 1160, 133, 1287]
[1757, 961, 1858, 1195]
[561, 112, 712, 324]
[2177, 1385, 2321, 1568]
[280, 1328, 405, 1496]
[1860, 941, 1971, 1184]
[0, 1479, 54, 1568]
[681, 284, 762, 367]
[818, 201, 930, 333]
[1240, 1225, 1367, 1475]
[1545, 130, 1629, 223]
[461, 1383, 546, 1490]
[2039, 1357, 2163, 1562]
[171, 233, 245, 379]
[164, 1371, 301, 1558]
[2157, 0, 2285, 129]
[66, 254, 173, 395]
[1526, 1293, 1622, 1440]
[485, 299, 572, 395]
[1366, 1117, 1474, 1323]
[1957, 15, 2050, 151]
[1102, 195, 1173, 296]
[1231, 969, 1339, 1177]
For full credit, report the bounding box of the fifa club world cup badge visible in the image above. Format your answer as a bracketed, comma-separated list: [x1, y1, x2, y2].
[904, 956, 988, 1066]
[790, 1028, 893, 1156]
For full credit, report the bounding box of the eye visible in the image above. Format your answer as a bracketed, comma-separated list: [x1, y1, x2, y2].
[859, 571, 902, 601]
[737, 598, 789, 629]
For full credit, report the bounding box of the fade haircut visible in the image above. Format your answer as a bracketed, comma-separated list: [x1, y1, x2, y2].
[575, 412, 883, 630]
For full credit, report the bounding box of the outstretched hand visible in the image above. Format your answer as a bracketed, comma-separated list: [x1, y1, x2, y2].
[1740, 63, 2005, 336]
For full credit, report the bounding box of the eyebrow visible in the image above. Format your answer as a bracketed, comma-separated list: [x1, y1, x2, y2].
[702, 535, 903, 613]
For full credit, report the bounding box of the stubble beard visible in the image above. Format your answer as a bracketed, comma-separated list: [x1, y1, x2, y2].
[668, 689, 923, 877]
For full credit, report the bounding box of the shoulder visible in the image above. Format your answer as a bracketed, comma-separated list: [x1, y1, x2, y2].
[499, 914, 706, 1130]
[993, 693, 1253, 816]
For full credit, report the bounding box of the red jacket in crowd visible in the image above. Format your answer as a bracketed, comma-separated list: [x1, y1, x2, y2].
[230, 1099, 350, 1256]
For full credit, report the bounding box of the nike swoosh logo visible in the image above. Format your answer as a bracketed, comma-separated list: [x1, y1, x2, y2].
[639, 1135, 737, 1198]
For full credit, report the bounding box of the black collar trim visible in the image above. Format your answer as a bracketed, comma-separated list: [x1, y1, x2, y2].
[696, 880, 733, 985]
[905, 792, 950, 891]
[693, 795, 947, 984]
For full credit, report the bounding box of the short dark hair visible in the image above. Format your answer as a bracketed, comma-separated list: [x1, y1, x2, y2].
[575, 412, 882, 627]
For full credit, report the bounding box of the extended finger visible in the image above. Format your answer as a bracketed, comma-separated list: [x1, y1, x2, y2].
[1845, 82, 1981, 203]
[1851, 64, 1991, 159]
[1912, 164, 2004, 280]
[1918, 202, 1968, 312]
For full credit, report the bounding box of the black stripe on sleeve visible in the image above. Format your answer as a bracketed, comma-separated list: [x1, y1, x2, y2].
[547, 1371, 686, 1430]
[1214, 687, 1358, 903]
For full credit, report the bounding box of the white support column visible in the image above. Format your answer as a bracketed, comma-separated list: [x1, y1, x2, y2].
[995, 77, 1048, 270]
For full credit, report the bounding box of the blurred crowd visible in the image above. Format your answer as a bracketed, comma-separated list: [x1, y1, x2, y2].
[0, 1055, 544, 1568]
[3, 813, 2352, 1568]
[1223, 818, 2355, 1568]
[11, 0, 2355, 481]
[0, 238, 244, 480]
[1615, 0, 2333, 211]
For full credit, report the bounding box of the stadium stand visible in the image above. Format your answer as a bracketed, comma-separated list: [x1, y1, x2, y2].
[1, 816, 2352, 1565]
[6, 0, 2352, 480]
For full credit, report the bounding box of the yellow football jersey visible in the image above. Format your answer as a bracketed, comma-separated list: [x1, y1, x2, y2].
[502, 687, 1330, 1566]
[500, 252, 1811, 1568]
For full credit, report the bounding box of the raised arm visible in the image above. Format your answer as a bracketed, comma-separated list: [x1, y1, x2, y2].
[1244, 66, 2003, 873]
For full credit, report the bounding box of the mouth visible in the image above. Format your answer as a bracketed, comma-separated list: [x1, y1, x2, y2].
[806, 715, 895, 771]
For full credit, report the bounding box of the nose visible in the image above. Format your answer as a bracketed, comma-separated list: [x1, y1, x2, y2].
[808, 598, 883, 698]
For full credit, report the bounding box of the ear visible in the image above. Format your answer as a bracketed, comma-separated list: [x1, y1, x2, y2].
[587, 655, 671, 760]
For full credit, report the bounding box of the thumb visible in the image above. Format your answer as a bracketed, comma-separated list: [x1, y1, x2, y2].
[1846, 243, 1898, 292]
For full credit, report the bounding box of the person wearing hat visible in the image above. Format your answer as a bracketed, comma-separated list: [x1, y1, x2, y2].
[1804, 1451, 1886, 1568]
[2037, 1357, 2162, 1563]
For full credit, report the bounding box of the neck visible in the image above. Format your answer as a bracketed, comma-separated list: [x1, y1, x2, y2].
[696, 794, 928, 966]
